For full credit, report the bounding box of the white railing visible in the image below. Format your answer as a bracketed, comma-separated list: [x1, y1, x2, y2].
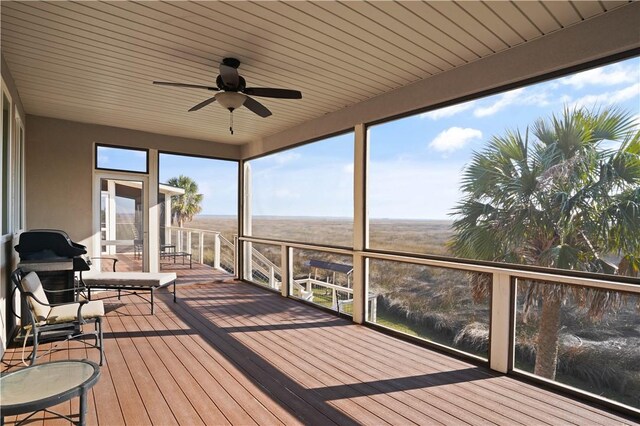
[164, 226, 236, 273]
[238, 235, 640, 377]
[293, 277, 377, 320]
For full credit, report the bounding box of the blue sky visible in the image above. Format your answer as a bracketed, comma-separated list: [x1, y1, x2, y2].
[159, 154, 238, 215]
[252, 56, 639, 220]
[99, 57, 639, 219]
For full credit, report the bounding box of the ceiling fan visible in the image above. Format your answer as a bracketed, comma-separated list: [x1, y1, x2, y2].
[153, 57, 302, 134]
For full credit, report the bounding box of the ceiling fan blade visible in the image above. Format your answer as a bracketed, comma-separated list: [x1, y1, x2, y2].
[243, 96, 272, 118]
[153, 81, 217, 90]
[188, 96, 217, 112]
[219, 64, 239, 89]
[243, 87, 302, 99]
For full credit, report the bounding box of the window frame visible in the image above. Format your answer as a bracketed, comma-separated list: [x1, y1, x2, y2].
[243, 129, 356, 249]
[1, 80, 14, 241]
[95, 143, 149, 174]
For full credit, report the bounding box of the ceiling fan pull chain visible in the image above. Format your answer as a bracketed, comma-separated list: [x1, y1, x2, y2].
[229, 110, 234, 135]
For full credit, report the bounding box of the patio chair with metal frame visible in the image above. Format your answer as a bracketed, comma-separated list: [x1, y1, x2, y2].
[10, 268, 105, 366]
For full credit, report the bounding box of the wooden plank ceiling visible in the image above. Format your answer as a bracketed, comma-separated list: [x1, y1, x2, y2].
[0, 1, 631, 145]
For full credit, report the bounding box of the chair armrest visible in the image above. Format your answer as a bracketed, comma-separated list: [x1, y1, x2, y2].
[24, 291, 89, 322]
[90, 256, 118, 272]
[43, 287, 77, 294]
[76, 299, 88, 322]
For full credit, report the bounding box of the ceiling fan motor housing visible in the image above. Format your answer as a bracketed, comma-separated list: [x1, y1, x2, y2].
[222, 57, 241, 68]
[216, 75, 246, 92]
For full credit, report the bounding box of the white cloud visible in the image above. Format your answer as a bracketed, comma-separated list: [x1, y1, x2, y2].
[420, 101, 475, 120]
[571, 82, 640, 109]
[473, 87, 551, 117]
[560, 64, 638, 89]
[343, 163, 354, 174]
[272, 152, 301, 165]
[474, 89, 524, 117]
[429, 127, 482, 153]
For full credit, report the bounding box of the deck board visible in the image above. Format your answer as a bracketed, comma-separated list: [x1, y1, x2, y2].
[2, 278, 636, 426]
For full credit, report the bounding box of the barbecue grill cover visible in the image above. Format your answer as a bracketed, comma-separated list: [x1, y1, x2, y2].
[15, 229, 87, 260]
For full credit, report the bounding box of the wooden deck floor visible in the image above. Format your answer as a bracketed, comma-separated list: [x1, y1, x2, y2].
[2, 280, 635, 425]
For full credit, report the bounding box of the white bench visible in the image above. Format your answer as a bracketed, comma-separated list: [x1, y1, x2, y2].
[81, 271, 177, 314]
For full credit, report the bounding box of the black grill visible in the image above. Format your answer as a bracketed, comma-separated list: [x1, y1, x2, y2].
[15, 229, 90, 303]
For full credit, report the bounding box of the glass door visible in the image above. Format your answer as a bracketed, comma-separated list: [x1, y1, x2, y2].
[94, 173, 149, 272]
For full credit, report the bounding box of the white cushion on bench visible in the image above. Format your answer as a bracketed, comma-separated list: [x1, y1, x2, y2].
[82, 272, 177, 288]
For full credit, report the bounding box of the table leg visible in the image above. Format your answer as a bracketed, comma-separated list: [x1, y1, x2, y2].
[79, 389, 87, 426]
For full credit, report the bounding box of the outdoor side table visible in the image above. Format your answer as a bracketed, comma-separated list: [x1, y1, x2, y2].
[0, 359, 100, 426]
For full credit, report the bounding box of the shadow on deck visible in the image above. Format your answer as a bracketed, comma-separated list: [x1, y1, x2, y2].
[2, 280, 635, 425]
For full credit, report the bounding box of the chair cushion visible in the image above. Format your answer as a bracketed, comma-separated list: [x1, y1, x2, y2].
[47, 300, 105, 324]
[21, 272, 51, 322]
[82, 272, 177, 288]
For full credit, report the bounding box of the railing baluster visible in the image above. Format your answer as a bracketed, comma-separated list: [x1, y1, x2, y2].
[214, 232, 221, 270]
[199, 232, 204, 264]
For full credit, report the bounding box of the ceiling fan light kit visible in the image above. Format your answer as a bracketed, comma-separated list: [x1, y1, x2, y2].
[153, 57, 302, 135]
[216, 91, 246, 110]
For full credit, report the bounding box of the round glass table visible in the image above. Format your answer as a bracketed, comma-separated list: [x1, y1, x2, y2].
[1, 360, 100, 426]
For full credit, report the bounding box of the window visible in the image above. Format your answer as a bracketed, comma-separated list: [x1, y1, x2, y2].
[290, 248, 354, 315]
[367, 258, 490, 358]
[514, 278, 639, 410]
[96, 145, 148, 173]
[159, 153, 238, 272]
[367, 56, 640, 278]
[245, 242, 282, 290]
[247, 132, 354, 247]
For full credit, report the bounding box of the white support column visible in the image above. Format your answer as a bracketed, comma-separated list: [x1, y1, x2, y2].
[148, 149, 159, 273]
[370, 295, 377, 323]
[107, 180, 117, 255]
[332, 288, 337, 310]
[242, 163, 253, 281]
[233, 235, 239, 278]
[352, 123, 368, 324]
[490, 272, 513, 373]
[281, 245, 291, 297]
[199, 232, 205, 264]
[186, 231, 192, 254]
[165, 196, 172, 244]
[269, 266, 276, 289]
[213, 233, 221, 269]
[352, 253, 367, 323]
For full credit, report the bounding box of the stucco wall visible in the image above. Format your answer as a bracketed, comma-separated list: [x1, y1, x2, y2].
[242, 2, 640, 158]
[25, 115, 241, 248]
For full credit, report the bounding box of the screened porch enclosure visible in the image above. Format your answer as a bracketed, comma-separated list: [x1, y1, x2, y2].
[1, 0, 639, 423]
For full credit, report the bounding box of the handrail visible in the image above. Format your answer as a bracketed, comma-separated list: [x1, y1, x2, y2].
[165, 226, 237, 273]
[166, 227, 284, 281]
[238, 236, 640, 294]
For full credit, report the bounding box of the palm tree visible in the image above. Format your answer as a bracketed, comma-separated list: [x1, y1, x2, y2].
[450, 106, 640, 379]
[167, 175, 203, 227]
